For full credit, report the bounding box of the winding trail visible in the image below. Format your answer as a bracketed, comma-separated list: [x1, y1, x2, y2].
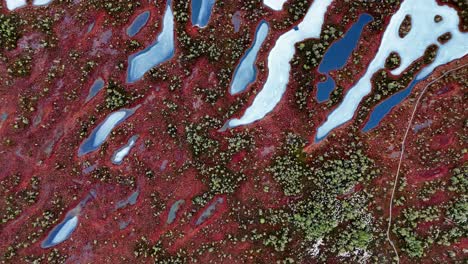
[385, 62, 468, 264]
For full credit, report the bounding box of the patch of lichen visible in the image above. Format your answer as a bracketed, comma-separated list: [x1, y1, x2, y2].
[0, 176, 40, 225]
[392, 197, 467, 259]
[385, 52, 401, 70]
[133, 237, 188, 262]
[389, 164, 468, 260]
[0, 14, 22, 51]
[240, 0, 267, 22]
[89, 0, 140, 24]
[105, 80, 130, 110]
[184, 116, 221, 158]
[174, 0, 250, 67]
[7, 55, 32, 77]
[267, 133, 311, 196]
[448, 165, 468, 194]
[261, 140, 381, 261]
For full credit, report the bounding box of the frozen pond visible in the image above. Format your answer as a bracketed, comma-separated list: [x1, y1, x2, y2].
[111, 135, 139, 165]
[263, 0, 287, 11]
[78, 106, 140, 157]
[85, 78, 105, 102]
[316, 0, 468, 140]
[191, 0, 216, 28]
[227, 0, 333, 128]
[230, 20, 269, 95]
[127, 0, 174, 83]
[316, 14, 373, 102]
[127, 11, 150, 37]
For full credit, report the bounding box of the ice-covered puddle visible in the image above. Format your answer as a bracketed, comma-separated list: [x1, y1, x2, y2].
[78, 106, 140, 157]
[226, 0, 333, 128]
[316, 0, 468, 140]
[111, 135, 139, 165]
[191, 0, 216, 28]
[127, 11, 150, 37]
[230, 20, 269, 95]
[263, 0, 288, 11]
[126, 0, 174, 83]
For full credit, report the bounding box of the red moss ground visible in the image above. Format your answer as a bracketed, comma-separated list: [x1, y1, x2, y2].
[0, 0, 466, 263]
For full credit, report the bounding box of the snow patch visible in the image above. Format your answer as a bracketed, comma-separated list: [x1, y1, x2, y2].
[263, 0, 287, 11]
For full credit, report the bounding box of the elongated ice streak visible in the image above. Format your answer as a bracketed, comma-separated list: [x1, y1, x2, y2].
[230, 20, 270, 95]
[316, 0, 468, 140]
[228, 0, 333, 128]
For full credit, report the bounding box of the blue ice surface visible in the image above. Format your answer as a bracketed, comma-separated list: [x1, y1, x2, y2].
[363, 79, 421, 132]
[316, 13, 373, 102]
[167, 199, 185, 224]
[78, 106, 139, 157]
[85, 78, 104, 102]
[126, 0, 174, 83]
[230, 20, 269, 95]
[41, 215, 78, 249]
[316, 75, 336, 103]
[191, 0, 216, 28]
[127, 11, 150, 37]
